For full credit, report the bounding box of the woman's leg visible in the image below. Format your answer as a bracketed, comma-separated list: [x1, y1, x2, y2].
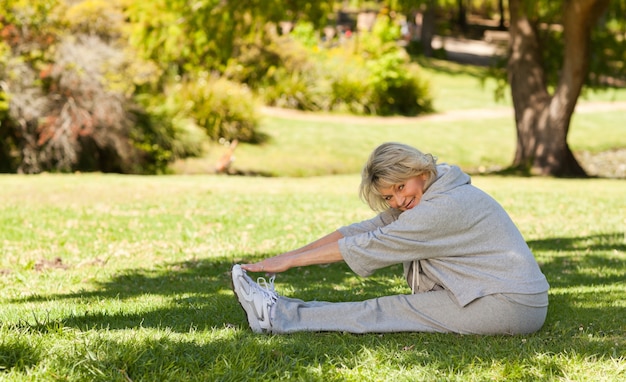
[270, 290, 547, 335]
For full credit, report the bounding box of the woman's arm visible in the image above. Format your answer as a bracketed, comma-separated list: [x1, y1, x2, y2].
[241, 230, 345, 273]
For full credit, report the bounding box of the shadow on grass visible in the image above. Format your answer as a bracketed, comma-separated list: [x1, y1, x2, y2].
[527, 232, 625, 252]
[0, 341, 41, 373]
[8, 258, 240, 333]
[4, 233, 624, 379]
[527, 232, 625, 360]
[7, 259, 401, 334]
[528, 232, 626, 288]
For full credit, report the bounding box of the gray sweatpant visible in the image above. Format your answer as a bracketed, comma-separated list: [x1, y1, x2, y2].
[270, 290, 548, 335]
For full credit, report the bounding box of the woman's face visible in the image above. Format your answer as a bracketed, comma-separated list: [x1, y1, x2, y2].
[378, 174, 427, 211]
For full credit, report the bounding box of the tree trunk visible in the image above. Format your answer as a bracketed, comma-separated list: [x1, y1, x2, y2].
[507, 0, 610, 176]
[457, 0, 467, 33]
[421, 0, 437, 57]
[498, 0, 506, 30]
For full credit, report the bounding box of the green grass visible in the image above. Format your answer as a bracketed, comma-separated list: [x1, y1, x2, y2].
[416, 58, 514, 111]
[2, 59, 625, 381]
[173, 59, 626, 177]
[0, 173, 624, 381]
[187, 108, 625, 177]
[416, 58, 626, 111]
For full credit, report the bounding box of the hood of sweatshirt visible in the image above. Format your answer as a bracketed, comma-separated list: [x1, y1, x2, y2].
[423, 164, 471, 199]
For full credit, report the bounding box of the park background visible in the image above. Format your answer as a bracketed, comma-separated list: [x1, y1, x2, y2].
[1, 0, 625, 381]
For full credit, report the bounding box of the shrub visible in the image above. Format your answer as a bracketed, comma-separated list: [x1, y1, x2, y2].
[243, 19, 433, 116]
[0, 31, 199, 174]
[130, 94, 206, 174]
[168, 73, 261, 143]
[0, 0, 207, 174]
[8, 34, 142, 173]
[65, 0, 125, 41]
[0, 41, 16, 172]
[224, 24, 325, 111]
[366, 51, 433, 115]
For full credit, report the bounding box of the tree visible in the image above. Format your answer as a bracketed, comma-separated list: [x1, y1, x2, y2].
[507, 0, 620, 176]
[498, 0, 506, 29]
[395, 0, 623, 176]
[123, 0, 333, 77]
[122, 0, 335, 143]
[0, 0, 203, 174]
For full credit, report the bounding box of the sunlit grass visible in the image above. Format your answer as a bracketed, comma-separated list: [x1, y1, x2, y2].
[1, 58, 625, 381]
[0, 174, 624, 381]
[174, 59, 626, 177]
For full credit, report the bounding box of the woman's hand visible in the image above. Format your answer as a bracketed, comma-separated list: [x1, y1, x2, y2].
[241, 256, 292, 274]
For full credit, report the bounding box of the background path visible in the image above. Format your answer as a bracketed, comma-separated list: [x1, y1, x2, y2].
[261, 100, 626, 125]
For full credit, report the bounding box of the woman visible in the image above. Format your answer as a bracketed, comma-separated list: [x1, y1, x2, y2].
[231, 142, 549, 335]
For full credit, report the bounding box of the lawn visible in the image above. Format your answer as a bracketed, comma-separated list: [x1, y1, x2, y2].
[0, 172, 624, 381]
[173, 59, 626, 177]
[1, 59, 625, 381]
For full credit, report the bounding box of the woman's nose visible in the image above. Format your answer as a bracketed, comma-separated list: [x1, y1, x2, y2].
[390, 193, 404, 209]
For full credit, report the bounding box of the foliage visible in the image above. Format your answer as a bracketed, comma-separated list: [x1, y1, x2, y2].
[0, 0, 66, 173]
[252, 26, 330, 111]
[122, 0, 334, 76]
[484, 0, 626, 101]
[356, 13, 433, 115]
[0, 3, 145, 173]
[365, 50, 432, 115]
[0, 0, 215, 174]
[588, 3, 626, 89]
[0, 39, 13, 171]
[64, 0, 126, 40]
[43, 35, 140, 173]
[128, 99, 206, 175]
[222, 25, 285, 91]
[253, 18, 433, 116]
[168, 74, 260, 142]
[122, 0, 273, 146]
[2, 0, 623, 174]
[125, 1, 430, 120]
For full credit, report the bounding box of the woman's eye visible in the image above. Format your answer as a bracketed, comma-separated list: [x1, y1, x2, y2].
[398, 184, 404, 190]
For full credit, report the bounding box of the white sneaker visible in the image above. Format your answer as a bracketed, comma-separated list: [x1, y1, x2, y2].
[231, 264, 278, 333]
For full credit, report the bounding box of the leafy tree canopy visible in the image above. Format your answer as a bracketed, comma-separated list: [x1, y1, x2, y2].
[123, 0, 335, 77]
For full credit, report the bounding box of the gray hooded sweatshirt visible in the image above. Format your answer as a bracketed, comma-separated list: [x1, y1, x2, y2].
[337, 164, 549, 307]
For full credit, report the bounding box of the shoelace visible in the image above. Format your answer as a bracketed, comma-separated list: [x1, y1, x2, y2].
[256, 276, 278, 303]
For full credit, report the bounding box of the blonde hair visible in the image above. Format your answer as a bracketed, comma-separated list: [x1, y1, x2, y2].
[359, 142, 438, 212]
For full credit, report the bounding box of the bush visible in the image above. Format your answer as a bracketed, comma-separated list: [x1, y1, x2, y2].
[366, 51, 433, 115]
[0, 0, 208, 174]
[224, 24, 324, 111]
[2, 34, 145, 174]
[129, 94, 206, 174]
[168, 73, 261, 143]
[65, 0, 125, 40]
[241, 20, 433, 116]
[323, 51, 371, 114]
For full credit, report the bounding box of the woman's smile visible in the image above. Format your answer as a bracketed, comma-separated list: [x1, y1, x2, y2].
[379, 174, 427, 211]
